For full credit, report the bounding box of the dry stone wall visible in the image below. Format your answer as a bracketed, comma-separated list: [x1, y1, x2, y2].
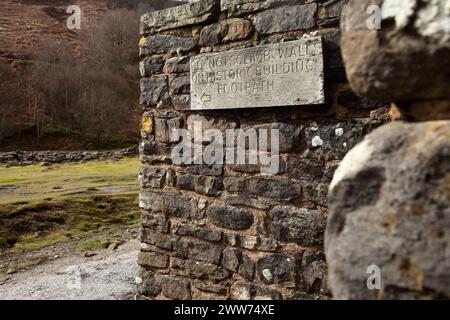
[137, 0, 388, 300]
[0, 147, 138, 166]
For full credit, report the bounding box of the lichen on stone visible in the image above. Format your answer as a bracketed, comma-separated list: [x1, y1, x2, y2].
[312, 135, 324, 148]
[381, 0, 450, 45]
[381, 0, 417, 29]
[414, 0, 450, 45]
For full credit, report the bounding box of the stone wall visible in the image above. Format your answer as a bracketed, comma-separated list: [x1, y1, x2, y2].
[137, 0, 389, 300]
[0, 147, 138, 166]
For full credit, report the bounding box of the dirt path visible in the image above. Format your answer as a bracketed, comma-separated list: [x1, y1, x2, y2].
[0, 238, 139, 300]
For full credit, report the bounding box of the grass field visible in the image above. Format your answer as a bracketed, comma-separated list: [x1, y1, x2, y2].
[0, 158, 141, 253]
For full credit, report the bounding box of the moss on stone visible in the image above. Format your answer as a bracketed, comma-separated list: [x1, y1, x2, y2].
[0, 158, 140, 253]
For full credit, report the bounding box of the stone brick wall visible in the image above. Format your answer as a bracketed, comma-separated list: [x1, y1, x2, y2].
[137, 0, 389, 300]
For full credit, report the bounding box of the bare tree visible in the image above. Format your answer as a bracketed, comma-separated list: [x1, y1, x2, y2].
[30, 9, 137, 147]
[0, 62, 27, 143]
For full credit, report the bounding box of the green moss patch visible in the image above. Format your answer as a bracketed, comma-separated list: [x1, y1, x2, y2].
[0, 158, 140, 254]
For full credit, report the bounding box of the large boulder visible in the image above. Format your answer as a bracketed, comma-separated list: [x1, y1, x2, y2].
[325, 121, 450, 299]
[341, 0, 450, 101]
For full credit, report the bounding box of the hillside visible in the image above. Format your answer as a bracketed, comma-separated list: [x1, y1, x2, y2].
[0, 0, 184, 151]
[0, 0, 186, 64]
[0, 0, 107, 68]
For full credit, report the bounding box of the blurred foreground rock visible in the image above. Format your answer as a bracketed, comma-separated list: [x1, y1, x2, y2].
[326, 121, 450, 299]
[341, 0, 450, 102]
[326, 0, 450, 300]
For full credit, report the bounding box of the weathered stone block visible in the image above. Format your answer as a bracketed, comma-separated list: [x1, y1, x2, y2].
[270, 206, 325, 246]
[207, 203, 254, 230]
[176, 174, 195, 191]
[254, 3, 317, 34]
[140, 35, 196, 56]
[139, 56, 165, 77]
[238, 235, 258, 250]
[173, 95, 191, 111]
[304, 120, 380, 161]
[222, 18, 254, 42]
[160, 275, 191, 300]
[139, 166, 167, 189]
[258, 238, 279, 252]
[227, 160, 261, 174]
[252, 122, 301, 153]
[238, 254, 255, 280]
[141, 0, 220, 34]
[184, 163, 224, 176]
[302, 251, 328, 294]
[341, 0, 450, 101]
[171, 258, 231, 282]
[140, 76, 171, 107]
[258, 177, 302, 201]
[317, 0, 346, 27]
[138, 251, 169, 269]
[302, 182, 329, 207]
[200, 18, 253, 46]
[194, 280, 228, 295]
[164, 56, 190, 74]
[175, 223, 223, 242]
[196, 228, 222, 243]
[321, 0, 347, 18]
[191, 289, 227, 300]
[222, 248, 241, 272]
[171, 76, 191, 95]
[140, 229, 177, 250]
[224, 233, 239, 247]
[154, 116, 182, 143]
[224, 177, 302, 201]
[285, 155, 325, 181]
[226, 152, 281, 175]
[141, 114, 154, 134]
[141, 211, 170, 233]
[224, 194, 272, 210]
[187, 114, 238, 132]
[175, 240, 223, 265]
[140, 191, 198, 219]
[221, 0, 294, 17]
[137, 268, 161, 297]
[326, 121, 450, 299]
[194, 175, 223, 196]
[199, 22, 222, 47]
[140, 139, 172, 159]
[230, 281, 282, 300]
[257, 253, 299, 288]
[323, 161, 340, 183]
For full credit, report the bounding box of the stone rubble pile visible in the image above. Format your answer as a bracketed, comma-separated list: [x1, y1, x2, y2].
[0, 147, 138, 166]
